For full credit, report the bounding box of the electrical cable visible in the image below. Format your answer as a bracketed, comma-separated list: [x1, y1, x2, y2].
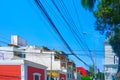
[19, 0, 90, 67]
[44, 0, 89, 58]
[51, 0, 94, 63]
[59, 0, 94, 62]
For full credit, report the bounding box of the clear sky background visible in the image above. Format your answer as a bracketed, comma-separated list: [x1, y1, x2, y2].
[0, 0, 105, 71]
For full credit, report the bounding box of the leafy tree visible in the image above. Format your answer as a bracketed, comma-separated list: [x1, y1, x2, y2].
[109, 28, 120, 56]
[94, 0, 120, 34]
[96, 72, 105, 80]
[89, 65, 94, 78]
[109, 28, 120, 71]
[93, 0, 120, 71]
[81, 76, 92, 80]
[81, 0, 120, 71]
[81, 0, 120, 72]
[81, 0, 96, 11]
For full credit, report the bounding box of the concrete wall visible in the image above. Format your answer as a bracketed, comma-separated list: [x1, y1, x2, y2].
[104, 44, 118, 65]
[26, 53, 61, 70]
[104, 42, 118, 80]
[0, 47, 14, 60]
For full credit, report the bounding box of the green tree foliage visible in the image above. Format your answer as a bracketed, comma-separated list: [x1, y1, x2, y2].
[89, 65, 94, 77]
[81, 76, 92, 80]
[94, 0, 120, 35]
[96, 72, 105, 80]
[81, 0, 96, 11]
[109, 28, 120, 56]
[81, 0, 120, 72]
[109, 28, 120, 71]
[93, 0, 120, 71]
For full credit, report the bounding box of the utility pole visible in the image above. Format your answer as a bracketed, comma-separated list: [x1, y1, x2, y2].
[94, 51, 96, 79]
[93, 35, 97, 80]
[83, 32, 97, 79]
[50, 52, 52, 80]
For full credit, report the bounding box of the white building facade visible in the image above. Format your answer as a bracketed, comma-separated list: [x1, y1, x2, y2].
[104, 41, 118, 80]
[23, 46, 79, 80]
[0, 35, 81, 80]
[0, 46, 80, 80]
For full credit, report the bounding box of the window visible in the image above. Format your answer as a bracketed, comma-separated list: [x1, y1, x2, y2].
[69, 74, 71, 78]
[33, 73, 41, 80]
[67, 73, 69, 78]
[34, 75, 39, 80]
[14, 52, 26, 58]
[61, 78, 64, 80]
[105, 67, 108, 71]
[114, 55, 118, 64]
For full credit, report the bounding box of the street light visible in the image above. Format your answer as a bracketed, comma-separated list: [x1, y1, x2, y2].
[82, 32, 97, 79]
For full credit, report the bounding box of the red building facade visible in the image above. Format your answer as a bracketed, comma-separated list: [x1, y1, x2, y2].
[28, 66, 45, 80]
[0, 60, 47, 80]
[0, 65, 21, 80]
[77, 67, 88, 76]
[59, 73, 66, 80]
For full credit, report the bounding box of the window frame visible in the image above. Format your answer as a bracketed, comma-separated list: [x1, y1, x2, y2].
[33, 73, 41, 80]
[14, 52, 26, 58]
[61, 78, 64, 80]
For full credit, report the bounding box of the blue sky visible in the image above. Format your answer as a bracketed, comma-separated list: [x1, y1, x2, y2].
[0, 0, 105, 71]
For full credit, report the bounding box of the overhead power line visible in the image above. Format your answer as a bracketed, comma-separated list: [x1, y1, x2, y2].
[0, 49, 106, 59]
[52, 0, 94, 62]
[0, 40, 9, 45]
[52, 0, 93, 62]
[34, 0, 89, 67]
[51, 0, 93, 63]
[71, 0, 94, 62]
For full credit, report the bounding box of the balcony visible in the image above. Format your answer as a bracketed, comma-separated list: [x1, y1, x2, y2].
[61, 62, 67, 69]
[54, 54, 67, 62]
